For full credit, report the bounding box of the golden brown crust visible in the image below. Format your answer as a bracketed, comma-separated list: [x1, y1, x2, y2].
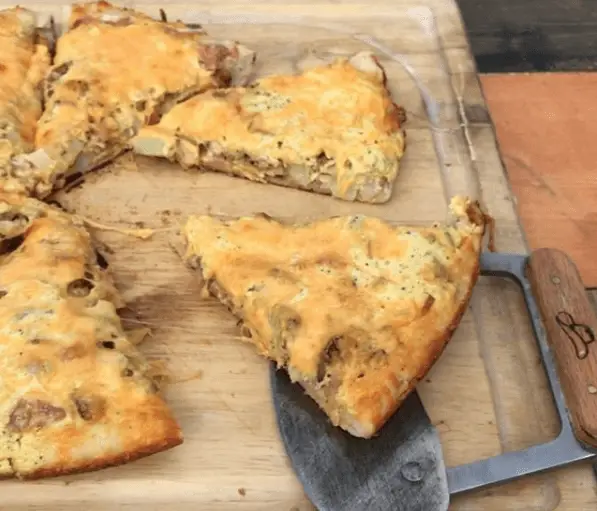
[181, 196, 486, 438]
[68, 0, 158, 28]
[7, 1, 255, 198]
[14, 393, 182, 480]
[132, 51, 406, 204]
[20, 433, 178, 480]
[0, 7, 50, 174]
[0, 193, 182, 479]
[362, 255, 480, 435]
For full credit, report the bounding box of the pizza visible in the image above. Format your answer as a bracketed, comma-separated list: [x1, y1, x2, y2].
[180, 196, 487, 437]
[0, 7, 51, 180]
[9, 1, 256, 198]
[132, 51, 406, 204]
[0, 192, 182, 479]
[0, 0, 490, 486]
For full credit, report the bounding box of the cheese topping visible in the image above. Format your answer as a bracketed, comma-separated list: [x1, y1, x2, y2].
[132, 51, 406, 204]
[182, 196, 486, 437]
[0, 7, 50, 170]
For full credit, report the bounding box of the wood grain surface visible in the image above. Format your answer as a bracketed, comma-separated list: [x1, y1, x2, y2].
[528, 249, 597, 448]
[480, 73, 597, 288]
[0, 1, 595, 510]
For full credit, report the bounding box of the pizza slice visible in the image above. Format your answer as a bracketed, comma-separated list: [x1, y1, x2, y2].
[0, 7, 52, 186]
[180, 196, 487, 438]
[0, 192, 182, 479]
[132, 51, 407, 204]
[10, 1, 255, 198]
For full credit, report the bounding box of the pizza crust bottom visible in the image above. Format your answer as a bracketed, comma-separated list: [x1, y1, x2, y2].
[2, 425, 182, 481]
[134, 140, 395, 204]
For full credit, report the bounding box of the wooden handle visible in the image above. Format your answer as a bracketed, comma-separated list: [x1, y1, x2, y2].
[527, 248, 597, 447]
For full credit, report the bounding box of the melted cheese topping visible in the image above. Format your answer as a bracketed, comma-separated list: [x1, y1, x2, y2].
[183, 196, 485, 438]
[8, 1, 254, 198]
[0, 7, 49, 172]
[0, 193, 181, 479]
[132, 51, 406, 204]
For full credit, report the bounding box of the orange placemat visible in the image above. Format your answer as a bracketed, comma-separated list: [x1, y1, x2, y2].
[480, 73, 597, 287]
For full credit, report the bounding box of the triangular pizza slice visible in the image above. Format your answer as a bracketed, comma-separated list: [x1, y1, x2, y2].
[9, 1, 255, 198]
[180, 196, 487, 438]
[132, 51, 407, 204]
[0, 7, 51, 176]
[0, 193, 182, 479]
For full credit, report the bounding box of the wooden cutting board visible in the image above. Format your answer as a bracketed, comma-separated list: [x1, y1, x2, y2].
[2, 1, 596, 510]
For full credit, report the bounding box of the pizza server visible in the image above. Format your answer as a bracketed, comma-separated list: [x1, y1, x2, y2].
[270, 249, 597, 511]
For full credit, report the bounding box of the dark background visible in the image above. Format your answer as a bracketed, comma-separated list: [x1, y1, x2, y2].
[457, 0, 597, 72]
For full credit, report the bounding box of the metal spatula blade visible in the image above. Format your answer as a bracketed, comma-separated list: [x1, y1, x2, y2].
[270, 368, 449, 511]
[270, 249, 597, 510]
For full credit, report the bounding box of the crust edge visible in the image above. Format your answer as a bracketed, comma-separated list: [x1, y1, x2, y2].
[347, 256, 481, 438]
[7, 429, 184, 481]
